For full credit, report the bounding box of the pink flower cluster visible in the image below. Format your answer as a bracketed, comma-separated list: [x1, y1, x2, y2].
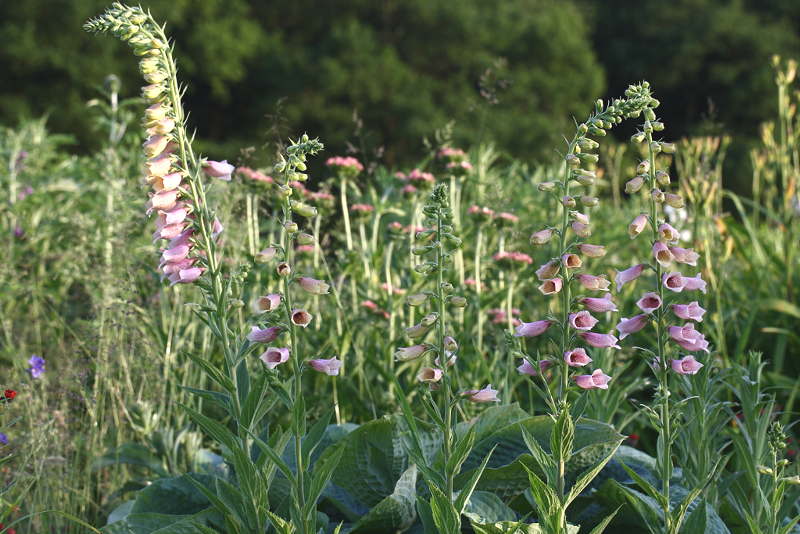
[395, 169, 435, 192]
[488, 308, 521, 326]
[515, 241, 618, 389]
[618, 214, 708, 374]
[143, 105, 231, 284]
[492, 251, 533, 266]
[326, 156, 364, 173]
[350, 203, 375, 214]
[236, 166, 274, 184]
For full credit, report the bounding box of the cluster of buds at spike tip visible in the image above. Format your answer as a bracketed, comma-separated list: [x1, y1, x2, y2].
[437, 146, 473, 175]
[517, 85, 659, 392]
[616, 99, 709, 375]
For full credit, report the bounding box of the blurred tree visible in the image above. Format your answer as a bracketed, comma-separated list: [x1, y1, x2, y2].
[0, 0, 603, 165]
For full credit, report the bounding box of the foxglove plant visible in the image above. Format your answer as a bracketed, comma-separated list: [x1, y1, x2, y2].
[517, 84, 655, 534]
[85, 6, 340, 534]
[615, 88, 719, 534]
[395, 183, 494, 534]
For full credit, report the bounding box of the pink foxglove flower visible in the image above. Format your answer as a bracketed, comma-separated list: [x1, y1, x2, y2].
[569, 311, 599, 331]
[150, 190, 179, 211]
[203, 160, 235, 181]
[672, 301, 706, 322]
[616, 314, 649, 339]
[579, 332, 621, 349]
[535, 260, 560, 281]
[417, 367, 443, 383]
[291, 309, 313, 328]
[514, 320, 552, 337]
[530, 229, 553, 245]
[670, 246, 699, 266]
[615, 264, 646, 290]
[668, 323, 709, 353]
[577, 274, 611, 291]
[394, 344, 429, 362]
[652, 241, 674, 266]
[564, 348, 592, 367]
[662, 272, 686, 292]
[628, 214, 648, 238]
[562, 253, 582, 269]
[463, 385, 500, 403]
[574, 369, 612, 390]
[256, 247, 278, 262]
[517, 359, 552, 376]
[580, 293, 618, 313]
[260, 347, 290, 370]
[308, 357, 342, 376]
[298, 276, 330, 295]
[170, 266, 203, 285]
[538, 278, 563, 295]
[682, 273, 707, 293]
[247, 326, 282, 343]
[637, 292, 662, 313]
[670, 355, 704, 375]
[146, 153, 172, 177]
[658, 223, 680, 243]
[578, 244, 606, 258]
[571, 221, 591, 237]
[256, 294, 282, 313]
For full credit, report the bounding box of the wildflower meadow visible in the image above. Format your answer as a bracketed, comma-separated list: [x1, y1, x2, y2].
[2, 2, 800, 533]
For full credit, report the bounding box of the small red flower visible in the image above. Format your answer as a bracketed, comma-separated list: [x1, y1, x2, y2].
[0, 522, 16, 534]
[3, 389, 16, 401]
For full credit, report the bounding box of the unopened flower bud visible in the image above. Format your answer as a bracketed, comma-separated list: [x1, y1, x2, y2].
[291, 172, 308, 182]
[580, 196, 599, 207]
[276, 185, 292, 199]
[284, 221, 299, 234]
[652, 121, 664, 131]
[296, 232, 314, 246]
[625, 176, 645, 194]
[578, 153, 599, 164]
[230, 299, 245, 309]
[530, 228, 553, 245]
[650, 141, 662, 154]
[141, 83, 166, 101]
[449, 295, 467, 308]
[655, 170, 670, 186]
[562, 196, 576, 208]
[636, 160, 650, 174]
[256, 247, 278, 263]
[538, 181, 557, 192]
[660, 142, 676, 154]
[291, 201, 318, 218]
[565, 154, 580, 168]
[665, 193, 685, 208]
[574, 173, 595, 186]
[631, 132, 646, 144]
[444, 336, 458, 352]
[578, 137, 599, 150]
[644, 108, 656, 121]
[440, 282, 454, 294]
[406, 293, 428, 306]
[421, 312, 439, 327]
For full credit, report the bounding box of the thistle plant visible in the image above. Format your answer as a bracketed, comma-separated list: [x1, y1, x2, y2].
[615, 87, 718, 534]
[395, 183, 494, 534]
[517, 83, 656, 534]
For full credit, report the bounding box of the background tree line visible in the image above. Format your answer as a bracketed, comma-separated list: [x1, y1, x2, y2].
[2, 0, 798, 191]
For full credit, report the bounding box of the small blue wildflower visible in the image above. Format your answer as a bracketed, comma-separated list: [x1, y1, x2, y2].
[28, 355, 46, 379]
[0, 432, 8, 445]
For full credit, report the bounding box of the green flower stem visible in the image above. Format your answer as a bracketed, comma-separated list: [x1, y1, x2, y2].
[645, 127, 674, 534]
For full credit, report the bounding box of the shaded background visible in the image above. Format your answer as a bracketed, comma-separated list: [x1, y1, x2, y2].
[3, 0, 799, 190]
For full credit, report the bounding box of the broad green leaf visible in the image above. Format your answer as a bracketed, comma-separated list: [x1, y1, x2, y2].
[93, 443, 168, 477]
[349, 465, 418, 533]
